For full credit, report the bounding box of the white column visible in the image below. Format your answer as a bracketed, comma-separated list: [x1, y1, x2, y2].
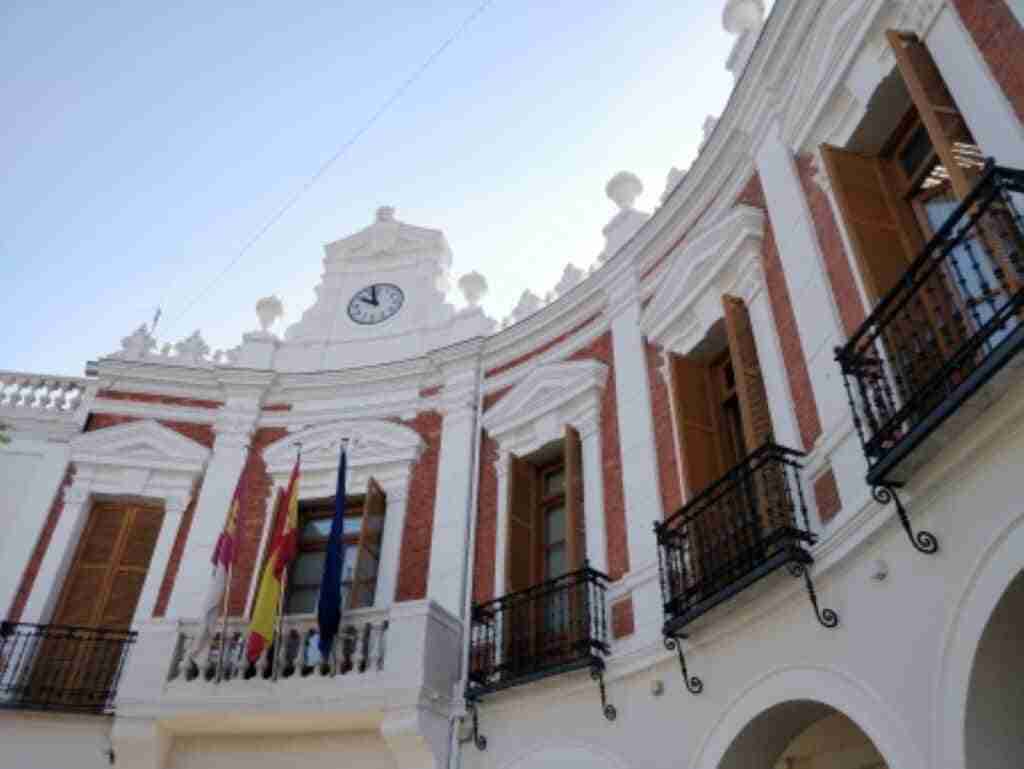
[0, 440, 70, 618]
[427, 398, 478, 618]
[748, 285, 802, 451]
[164, 427, 252, 619]
[755, 119, 849, 438]
[21, 481, 92, 624]
[136, 497, 188, 620]
[376, 483, 409, 609]
[608, 276, 664, 573]
[578, 417, 608, 575]
[492, 454, 510, 598]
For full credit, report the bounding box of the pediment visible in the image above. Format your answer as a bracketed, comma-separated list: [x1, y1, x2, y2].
[263, 419, 425, 477]
[483, 360, 608, 443]
[70, 419, 210, 472]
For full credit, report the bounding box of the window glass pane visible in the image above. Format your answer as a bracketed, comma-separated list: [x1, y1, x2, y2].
[545, 505, 566, 545]
[286, 587, 318, 615]
[301, 518, 332, 540]
[545, 543, 567, 580]
[900, 123, 933, 179]
[291, 551, 326, 585]
[544, 469, 565, 496]
[343, 516, 362, 536]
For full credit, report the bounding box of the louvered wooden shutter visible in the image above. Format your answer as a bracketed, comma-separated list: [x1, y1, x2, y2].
[563, 425, 586, 572]
[887, 30, 981, 200]
[671, 356, 721, 498]
[723, 295, 774, 454]
[350, 479, 386, 609]
[101, 505, 163, 629]
[821, 145, 923, 302]
[505, 453, 536, 593]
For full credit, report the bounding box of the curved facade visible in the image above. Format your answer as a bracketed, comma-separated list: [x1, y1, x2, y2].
[3, 2, 1024, 768]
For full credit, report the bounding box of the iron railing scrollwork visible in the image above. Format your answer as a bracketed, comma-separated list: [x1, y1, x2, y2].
[654, 442, 838, 693]
[836, 162, 1024, 553]
[0, 621, 136, 714]
[466, 562, 616, 745]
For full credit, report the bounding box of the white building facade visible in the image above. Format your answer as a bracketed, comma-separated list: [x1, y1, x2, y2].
[2, 1, 1023, 768]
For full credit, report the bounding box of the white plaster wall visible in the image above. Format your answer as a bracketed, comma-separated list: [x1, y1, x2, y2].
[0, 713, 112, 769]
[169, 731, 397, 769]
[0, 439, 69, 617]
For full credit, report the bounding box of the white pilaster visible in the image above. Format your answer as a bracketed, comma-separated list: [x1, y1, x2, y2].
[608, 273, 663, 573]
[377, 483, 409, 609]
[137, 497, 188, 619]
[579, 417, 608, 575]
[755, 119, 849, 439]
[0, 439, 70, 618]
[427, 393, 478, 617]
[493, 454, 510, 598]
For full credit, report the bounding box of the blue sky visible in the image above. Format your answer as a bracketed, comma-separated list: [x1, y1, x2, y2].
[2, 1, 749, 376]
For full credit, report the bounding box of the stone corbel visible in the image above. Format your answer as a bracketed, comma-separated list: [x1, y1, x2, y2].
[381, 705, 451, 769]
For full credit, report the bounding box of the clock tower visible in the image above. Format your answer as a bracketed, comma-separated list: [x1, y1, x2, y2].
[274, 206, 493, 370]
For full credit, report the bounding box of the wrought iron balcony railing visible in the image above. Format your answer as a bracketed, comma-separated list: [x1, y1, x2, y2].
[0, 622, 136, 714]
[466, 564, 615, 728]
[654, 443, 837, 693]
[836, 163, 1024, 495]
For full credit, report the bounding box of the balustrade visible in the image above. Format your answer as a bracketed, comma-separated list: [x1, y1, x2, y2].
[0, 372, 87, 416]
[167, 611, 388, 685]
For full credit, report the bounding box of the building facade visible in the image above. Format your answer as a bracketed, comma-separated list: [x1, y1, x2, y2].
[2, 1, 1024, 767]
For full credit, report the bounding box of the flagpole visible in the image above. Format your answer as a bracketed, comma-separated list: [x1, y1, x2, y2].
[273, 442, 301, 682]
[215, 562, 233, 684]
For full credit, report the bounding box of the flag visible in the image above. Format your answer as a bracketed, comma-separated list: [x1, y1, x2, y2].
[189, 479, 241, 659]
[317, 444, 347, 658]
[246, 454, 301, 663]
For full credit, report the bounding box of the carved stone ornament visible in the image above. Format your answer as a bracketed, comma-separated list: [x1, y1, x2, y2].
[119, 324, 157, 360]
[555, 264, 585, 297]
[255, 295, 284, 333]
[174, 331, 210, 365]
[723, 0, 765, 36]
[510, 290, 542, 323]
[458, 271, 488, 308]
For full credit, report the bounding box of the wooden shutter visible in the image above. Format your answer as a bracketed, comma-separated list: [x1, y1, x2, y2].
[887, 30, 981, 200]
[821, 145, 923, 302]
[671, 356, 722, 498]
[563, 425, 586, 572]
[505, 453, 536, 594]
[350, 479, 385, 609]
[723, 295, 774, 454]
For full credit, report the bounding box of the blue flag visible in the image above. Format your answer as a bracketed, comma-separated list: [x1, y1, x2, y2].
[317, 444, 347, 658]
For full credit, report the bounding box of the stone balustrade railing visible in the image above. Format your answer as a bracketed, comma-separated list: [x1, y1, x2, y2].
[167, 610, 388, 685]
[0, 371, 88, 415]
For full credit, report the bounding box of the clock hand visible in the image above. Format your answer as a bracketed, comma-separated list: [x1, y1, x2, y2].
[370, 285, 378, 306]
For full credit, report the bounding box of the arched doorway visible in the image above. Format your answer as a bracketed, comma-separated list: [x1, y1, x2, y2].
[964, 569, 1024, 768]
[718, 701, 888, 769]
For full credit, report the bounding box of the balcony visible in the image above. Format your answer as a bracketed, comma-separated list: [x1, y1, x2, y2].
[836, 164, 1024, 489]
[0, 621, 136, 714]
[655, 443, 834, 644]
[466, 565, 615, 719]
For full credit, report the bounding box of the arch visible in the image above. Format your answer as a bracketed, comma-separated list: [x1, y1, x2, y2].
[692, 666, 926, 769]
[501, 740, 630, 769]
[934, 510, 1024, 769]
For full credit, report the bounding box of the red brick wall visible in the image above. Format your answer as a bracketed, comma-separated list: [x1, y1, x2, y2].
[5, 465, 75, 622]
[646, 341, 682, 517]
[228, 428, 288, 615]
[795, 154, 866, 338]
[85, 413, 215, 448]
[814, 467, 842, 525]
[473, 432, 499, 603]
[953, 0, 1024, 124]
[570, 332, 629, 580]
[739, 174, 823, 451]
[611, 596, 635, 639]
[96, 390, 223, 409]
[394, 411, 443, 602]
[153, 479, 202, 617]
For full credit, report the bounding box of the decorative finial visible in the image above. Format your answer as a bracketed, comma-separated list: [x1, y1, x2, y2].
[376, 206, 395, 222]
[606, 171, 643, 211]
[255, 295, 284, 333]
[458, 271, 488, 308]
[723, 0, 765, 36]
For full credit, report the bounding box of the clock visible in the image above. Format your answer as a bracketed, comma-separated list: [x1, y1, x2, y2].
[347, 283, 404, 325]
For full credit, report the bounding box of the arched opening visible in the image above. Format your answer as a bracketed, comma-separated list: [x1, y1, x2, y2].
[719, 701, 888, 769]
[965, 569, 1024, 768]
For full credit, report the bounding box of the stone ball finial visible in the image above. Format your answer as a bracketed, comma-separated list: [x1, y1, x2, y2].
[458, 271, 488, 308]
[255, 295, 284, 332]
[376, 206, 396, 222]
[606, 171, 643, 211]
[723, 0, 765, 36]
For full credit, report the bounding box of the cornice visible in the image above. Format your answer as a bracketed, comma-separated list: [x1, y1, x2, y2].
[89, 397, 219, 425]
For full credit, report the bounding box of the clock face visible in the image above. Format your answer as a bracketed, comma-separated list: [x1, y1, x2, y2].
[347, 283, 405, 325]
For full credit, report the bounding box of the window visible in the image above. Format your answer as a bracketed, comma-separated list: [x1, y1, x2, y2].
[283, 478, 386, 615]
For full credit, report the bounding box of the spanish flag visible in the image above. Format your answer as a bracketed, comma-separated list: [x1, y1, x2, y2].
[246, 455, 301, 663]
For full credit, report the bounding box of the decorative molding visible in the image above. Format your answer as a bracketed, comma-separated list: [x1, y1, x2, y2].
[71, 419, 210, 477]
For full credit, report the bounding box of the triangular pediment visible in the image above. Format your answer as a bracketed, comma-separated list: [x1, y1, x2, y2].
[263, 419, 424, 477]
[70, 419, 210, 472]
[483, 360, 608, 441]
